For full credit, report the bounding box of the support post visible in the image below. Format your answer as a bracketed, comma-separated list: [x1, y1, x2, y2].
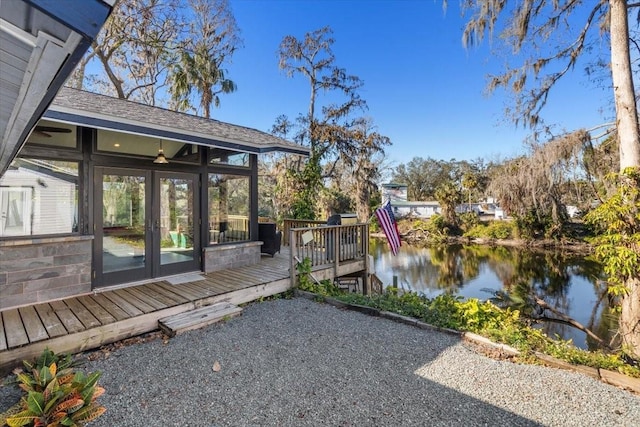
[290, 229, 297, 289]
[333, 227, 339, 278]
[363, 224, 370, 295]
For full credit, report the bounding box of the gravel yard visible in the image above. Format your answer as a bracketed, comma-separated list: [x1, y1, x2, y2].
[2, 297, 638, 426]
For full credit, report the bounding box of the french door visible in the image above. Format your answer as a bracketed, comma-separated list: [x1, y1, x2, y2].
[94, 167, 199, 287]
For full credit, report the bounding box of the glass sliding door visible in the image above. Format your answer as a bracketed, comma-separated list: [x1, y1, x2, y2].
[96, 168, 151, 285]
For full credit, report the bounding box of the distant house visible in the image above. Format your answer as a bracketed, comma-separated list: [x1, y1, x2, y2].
[380, 183, 504, 220]
[390, 200, 441, 219]
[381, 183, 408, 203]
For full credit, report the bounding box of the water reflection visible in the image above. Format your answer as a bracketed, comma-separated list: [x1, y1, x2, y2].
[370, 239, 615, 350]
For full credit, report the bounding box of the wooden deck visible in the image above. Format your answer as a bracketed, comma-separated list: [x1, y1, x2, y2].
[0, 224, 372, 375]
[0, 250, 293, 374]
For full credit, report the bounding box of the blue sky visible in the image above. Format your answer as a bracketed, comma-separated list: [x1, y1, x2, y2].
[209, 0, 612, 167]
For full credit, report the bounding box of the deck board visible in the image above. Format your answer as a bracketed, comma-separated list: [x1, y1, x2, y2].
[34, 304, 67, 338]
[172, 281, 212, 299]
[113, 288, 157, 313]
[196, 278, 231, 294]
[90, 293, 130, 321]
[215, 273, 249, 288]
[64, 298, 102, 329]
[145, 282, 190, 304]
[104, 290, 147, 315]
[224, 269, 273, 283]
[135, 284, 183, 307]
[3, 309, 30, 348]
[0, 314, 7, 351]
[18, 306, 49, 343]
[156, 282, 203, 301]
[159, 302, 242, 337]
[181, 280, 226, 298]
[120, 287, 167, 313]
[252, 265, 288, 277]
[76, 296, 116, 325]
[49, 300, 86, 333]
[202, 276, 238, 292]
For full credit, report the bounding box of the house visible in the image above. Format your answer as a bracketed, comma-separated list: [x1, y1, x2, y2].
[0, 87, 309, 311]
[0, 0, 310, 315]
[0, 2, 369, 372]
[390, 200, 441, 219]
[381, 183, 408, 203]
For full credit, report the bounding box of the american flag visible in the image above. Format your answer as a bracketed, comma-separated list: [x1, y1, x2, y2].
[375, 201, 401, 255]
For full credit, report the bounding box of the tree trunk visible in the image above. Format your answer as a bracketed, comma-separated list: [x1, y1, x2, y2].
[355, 180, 370, 223]
[610, 0, 640, 170]
[610, 0, 640, 358]
[619, 278, 640, 358]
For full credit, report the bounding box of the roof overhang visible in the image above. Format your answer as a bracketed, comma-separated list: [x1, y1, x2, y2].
[0, 0, 116, 176]
[44, 87, 310, 156]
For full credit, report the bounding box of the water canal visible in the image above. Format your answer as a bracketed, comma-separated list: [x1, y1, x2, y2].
[370, 240, 616, 350]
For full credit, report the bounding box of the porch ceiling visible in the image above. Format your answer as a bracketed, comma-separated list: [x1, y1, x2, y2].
[0, 0, 116, 177]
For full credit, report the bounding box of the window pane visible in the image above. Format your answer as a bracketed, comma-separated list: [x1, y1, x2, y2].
[209, 148, 249, 167]
[208, 174, 250, 244]
[160, 177, 194, 265]
[102, 174, 146, 273]
[0, 159, 79, 236]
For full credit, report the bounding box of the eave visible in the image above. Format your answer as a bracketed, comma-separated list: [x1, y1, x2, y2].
[0, 0, 116, 176]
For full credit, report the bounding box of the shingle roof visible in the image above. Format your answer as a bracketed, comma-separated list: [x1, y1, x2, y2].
[44, 87, 309, 156]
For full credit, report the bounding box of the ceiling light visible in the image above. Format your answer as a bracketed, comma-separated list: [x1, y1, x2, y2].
[154, 140, 169, 164]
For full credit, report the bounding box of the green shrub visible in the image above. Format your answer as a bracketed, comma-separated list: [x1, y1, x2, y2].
[487, 221, 514, 239]
[296, 257, 344, 296]
[459, 212, 480, 232]
[325, 289, 640, 378]
[513, 211, 554, 239]
[464, 223, 489, 239]
[464, 220, 515, 239]
[6, 348, 106, 427]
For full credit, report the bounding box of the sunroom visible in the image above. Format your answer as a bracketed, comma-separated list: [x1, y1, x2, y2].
[0, 87, 308, 310]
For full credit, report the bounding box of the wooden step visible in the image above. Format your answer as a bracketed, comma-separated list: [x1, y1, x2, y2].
[158, 302, 242, 337]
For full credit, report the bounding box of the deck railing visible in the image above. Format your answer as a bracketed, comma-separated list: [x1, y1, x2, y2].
[288, 223, 370, 292]
[282, 219, 327, 246]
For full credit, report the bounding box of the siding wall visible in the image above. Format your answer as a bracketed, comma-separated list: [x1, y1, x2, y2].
[0, 236, 93, 310]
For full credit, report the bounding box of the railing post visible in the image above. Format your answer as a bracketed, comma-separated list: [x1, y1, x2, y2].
[333, 227, 339, 278]
[282, 220, 290, 246]
[290, 228, 297, 289]
[363, 223, 371, 295]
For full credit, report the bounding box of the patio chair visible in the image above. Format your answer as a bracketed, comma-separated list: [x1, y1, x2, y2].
[258, 222, 282, 257]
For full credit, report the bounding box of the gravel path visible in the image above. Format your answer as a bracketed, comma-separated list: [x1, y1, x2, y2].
[2, 297, 639, 426]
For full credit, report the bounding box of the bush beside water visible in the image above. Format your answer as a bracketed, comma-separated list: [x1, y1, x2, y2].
[296, 261, 640, 378]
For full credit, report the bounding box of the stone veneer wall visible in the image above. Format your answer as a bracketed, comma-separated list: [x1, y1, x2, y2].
[0, 236, 93, 310]
[203, 241, 262, 273]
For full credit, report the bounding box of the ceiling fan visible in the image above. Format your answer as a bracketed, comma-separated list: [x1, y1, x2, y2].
[32, 125, 72, 138]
